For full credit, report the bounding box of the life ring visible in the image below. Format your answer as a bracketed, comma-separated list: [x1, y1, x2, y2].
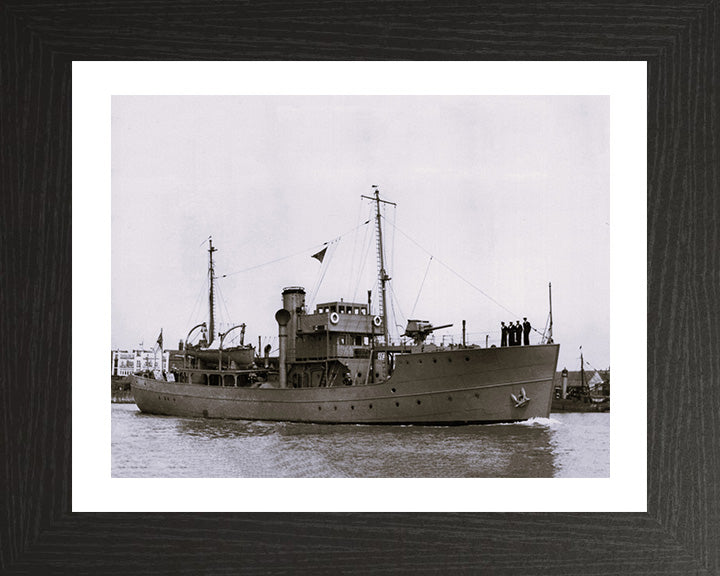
[373, 315, 382, 327]
[330, 312, 340, 324]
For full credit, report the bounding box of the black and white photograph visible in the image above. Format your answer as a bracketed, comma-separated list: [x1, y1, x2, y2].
[5, 2, 718, 573]
[110, 92, 611, 479]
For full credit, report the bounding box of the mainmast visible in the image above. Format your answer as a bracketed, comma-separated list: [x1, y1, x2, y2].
[362, 185, 396, 345]
[208, 237, 217, 345]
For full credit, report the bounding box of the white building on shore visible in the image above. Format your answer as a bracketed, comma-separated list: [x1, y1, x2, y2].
[111, 348, 169, 376]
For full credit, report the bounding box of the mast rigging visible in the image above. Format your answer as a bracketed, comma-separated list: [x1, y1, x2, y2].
[361, 185, 396, 345]
[208, 237, 217, 345]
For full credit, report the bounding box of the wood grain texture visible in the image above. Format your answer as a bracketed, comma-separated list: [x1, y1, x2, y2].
[1, 1, 718, 574]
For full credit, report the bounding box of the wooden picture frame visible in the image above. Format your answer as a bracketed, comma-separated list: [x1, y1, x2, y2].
[2, 2, 717, 573]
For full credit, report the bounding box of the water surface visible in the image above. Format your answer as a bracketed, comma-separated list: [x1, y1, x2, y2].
[112, 403, 608, 478]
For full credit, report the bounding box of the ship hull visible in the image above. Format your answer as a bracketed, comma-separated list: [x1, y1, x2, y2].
[131, 344, 559, 424]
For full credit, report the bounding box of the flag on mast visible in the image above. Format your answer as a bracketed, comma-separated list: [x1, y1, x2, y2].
[311, 245, 328, 263]
[156, 329, 163, 349]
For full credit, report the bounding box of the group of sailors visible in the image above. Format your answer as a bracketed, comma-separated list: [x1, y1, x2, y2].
[501, 318, 531, 347]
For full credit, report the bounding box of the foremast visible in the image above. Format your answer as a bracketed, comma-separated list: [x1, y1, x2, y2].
[361, 185, 396, 346]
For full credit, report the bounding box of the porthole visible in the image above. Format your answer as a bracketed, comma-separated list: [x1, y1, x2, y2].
[395, 402, 400, 407]
[406, 360, 410, 365]
[448, 358, 452, 362]
[448, 396, 453, 401]
[351, 405, 355, 410]
[475, 393, 480, 398]
[433, 359, 437, 363]
[416, 400, 422, 405]
[465, 357, 470, 361]
[334, 406, 338, 410]
[318, 406, 322, 411]
[369, 404, 373, 409]
[418, 359, 423, 364]
[391, 388, 396, 393]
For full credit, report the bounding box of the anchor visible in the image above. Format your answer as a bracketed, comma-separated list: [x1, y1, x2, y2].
[511, 387, 531, 408]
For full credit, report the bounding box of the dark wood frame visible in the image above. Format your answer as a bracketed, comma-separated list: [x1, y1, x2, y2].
[2, 2, 718, 574]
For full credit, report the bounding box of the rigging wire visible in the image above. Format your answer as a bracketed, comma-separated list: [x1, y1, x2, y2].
[185, 276, 207, 334]
[583, 357, 607, 374]
[220, 221, 370, 279]
[389, 203, 397, 284]
[350, 213, 375, 304]
[214, 279, 237, 341]
[307, 238, 340, 310]
[382, 216, 519, 318]
[410, 256, 433, 317]
[346, 198, 366, 297]
[541, 314, 551, 341]
[388, 281, 407, 340]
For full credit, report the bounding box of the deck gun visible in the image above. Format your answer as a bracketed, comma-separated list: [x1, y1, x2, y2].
[403, 320, 454, 345]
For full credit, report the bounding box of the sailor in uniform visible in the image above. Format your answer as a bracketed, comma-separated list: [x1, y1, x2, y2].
[501, 322, 508, 346]
[523, 317, 531, 345]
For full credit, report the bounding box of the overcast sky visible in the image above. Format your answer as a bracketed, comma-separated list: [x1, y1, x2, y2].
[112, 95, 609, 371]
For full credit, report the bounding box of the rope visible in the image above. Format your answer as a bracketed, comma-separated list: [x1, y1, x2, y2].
[410, 256, 433, 317]
[307, 238, 339, 309]
[383, 216, 519, 318]
[351, 216, 375, 303]
[346, 199, 366, 297]
[185, 277, 207, 333]
[220, 221, 369, 279]
[388, 281, 407, 341]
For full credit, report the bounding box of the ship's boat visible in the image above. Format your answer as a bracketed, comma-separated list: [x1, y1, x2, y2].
[131, 188, 560, 424]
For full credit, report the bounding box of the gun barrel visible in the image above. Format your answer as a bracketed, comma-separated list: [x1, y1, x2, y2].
[428, 323, 453, 332]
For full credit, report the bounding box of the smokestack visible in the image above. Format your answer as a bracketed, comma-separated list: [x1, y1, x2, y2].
[275, 309, 291, 388]
[562, 367, 569, 399]
[281, 287, 305, 363]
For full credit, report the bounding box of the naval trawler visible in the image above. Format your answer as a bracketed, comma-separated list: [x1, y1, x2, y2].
[131, 188, 559, 424]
